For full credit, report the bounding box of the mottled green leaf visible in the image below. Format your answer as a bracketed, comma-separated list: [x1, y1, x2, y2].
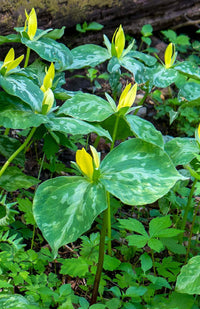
[0, 74, 43, 111]
[164, 137, 199, 166]
[58, 93, 114, 121]
[128, 50, 157, 66]
[153, 66, 178, 87]
[175, 61, 200, 80]
[33, 177, 107, 257]
[21, 37, 73, 70]
[46, 117, 112, 140]
[0, 166, 39, 191]
[176, 256, 200, 294]
[100, 139, 183, 205]
[101, 114, 133, 140]
[126, 114, 164, 148]
[67, 44, 110, 69]
[178, 82, 200, 101]
[0, 294, 30, 308]
[120, 56, 150, 83]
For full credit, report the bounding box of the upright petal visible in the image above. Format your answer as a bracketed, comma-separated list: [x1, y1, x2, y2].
[76, 148, 94, 180]
[28, 8, 37, 40]
[90, 145, 100, 169]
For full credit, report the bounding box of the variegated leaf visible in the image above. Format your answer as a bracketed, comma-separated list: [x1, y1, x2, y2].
[100, 138, 184, 205]
[46, 117, 112, 141]
[67, 44, 110, 70]
[33, 176, 107, 257]
[58, 93, 114, 122]
[126, 114, 164, 148]
[0, 74, 43, 111]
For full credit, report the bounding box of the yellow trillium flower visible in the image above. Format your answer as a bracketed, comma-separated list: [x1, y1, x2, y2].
[24, 8, 37, 40]
[75, 146, 100, 180]
[41, 63, 55, 93]
[198, 124, 200, 140]
[41, 88, 54, 114]
[164, 43, 176, 69]
[112, 25, 125, 58]
[117, 83, 137, 111]
[1, 48, 24, 74]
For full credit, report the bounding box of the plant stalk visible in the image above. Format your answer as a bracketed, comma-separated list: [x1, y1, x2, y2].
[184, 201, 199, 264]
[106, 192, 112, 256]
[0, 127, 36, 178]
[180, 178, 197, 244]
[110, 114, 119, 151]
[90, 208, 107, 305]
[24, 47, 31, 68]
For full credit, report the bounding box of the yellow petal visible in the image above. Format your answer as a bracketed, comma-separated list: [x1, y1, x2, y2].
[198, 124, 200, 139]
[41, 63, 55, 92]
[124, 83, 137, 108]
[76, 148, 94, 179]
[115, 25, 125, 58]
[28, 8, 37, 40]
[165, 43, 175, 69]
[1, 48, 15, 69]
[5, 55, 24, 73]
[42, 88, 54, 114]
[117, 83, 137, 111]
[90, 145, 100, 169]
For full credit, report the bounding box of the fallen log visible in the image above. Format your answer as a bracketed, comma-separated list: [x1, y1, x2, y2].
[0, 0, 200, 47]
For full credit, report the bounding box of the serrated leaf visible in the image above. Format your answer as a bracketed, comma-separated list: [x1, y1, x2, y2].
[140, 253, 153, 273]
[148, 238, 164, 252]
[164, 137, 199, 166]
[149, 216, 172, 237]
[17, 198, 35, 225]
[125, 286, 147, 297]
[103, 255, 121, 271]
[67, 44, 110, 70]
[33, 177, 107, 257]
[100, 139, 184, 206]
[58, 93, 114, 122]
[176, 256, 200, 294]
[126, 235, 149, 248]
[126, 114, 164, 148]
[118, 218, 148, 236]
[60, 257, 89, 277]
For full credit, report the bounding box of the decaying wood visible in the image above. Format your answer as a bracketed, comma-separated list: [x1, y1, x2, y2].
[0, 0, 200, 48]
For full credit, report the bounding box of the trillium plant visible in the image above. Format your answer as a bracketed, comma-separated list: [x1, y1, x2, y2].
[1, 7, 200, 307]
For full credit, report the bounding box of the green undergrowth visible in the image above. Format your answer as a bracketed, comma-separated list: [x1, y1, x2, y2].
[0, 8, 200, 309]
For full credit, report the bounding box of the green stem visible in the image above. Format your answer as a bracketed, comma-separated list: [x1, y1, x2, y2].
[4, 128, 10, 136]
[0, 127, 36, 178]
[110, 114, 120, 151]
[90, 209, 107, 305]
[24, 47, 31, 68]
[151, 250, 156, 275]
[180, 179, 197, 243]
[31, 224, 36, 250]
[107, 192, 112, 256]
[93, 135, 100, 149]
[184, 201, 199, 264]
